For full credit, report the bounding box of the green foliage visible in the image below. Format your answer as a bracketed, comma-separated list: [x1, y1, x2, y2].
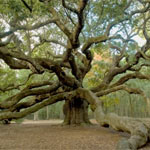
[100, 95, 120, 108]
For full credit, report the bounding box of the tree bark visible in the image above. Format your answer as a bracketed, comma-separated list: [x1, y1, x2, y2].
[63, 98, 91, 125]
[94, 104, 150, 150]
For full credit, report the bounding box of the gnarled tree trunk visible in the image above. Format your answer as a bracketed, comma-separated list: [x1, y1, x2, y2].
[63, 98, 91, 125]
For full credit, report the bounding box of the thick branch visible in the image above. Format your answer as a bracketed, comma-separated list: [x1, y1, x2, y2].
[0, 34, 15, 47]
[81, 35, 108, 53]
[110, 72, 150, 87]
[21, 0, 32, 12]
[72, 0, 88, 44]
[0, 81, 60, 109]
[96, 85, 147, 101]
[51, 64, 80, 88]
[62, 0, 78, 14]
[0, 91, 76, 121]
[0, 47, 44, 73]
[49, 8, 72, 40]
[0, 18, 57, 39]
[0, 73, 34, 92]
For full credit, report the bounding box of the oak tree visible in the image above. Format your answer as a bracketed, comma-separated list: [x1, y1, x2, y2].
[1, 0, 150, 149]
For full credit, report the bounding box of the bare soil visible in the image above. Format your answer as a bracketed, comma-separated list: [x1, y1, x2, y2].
[0, 119, 149, 150]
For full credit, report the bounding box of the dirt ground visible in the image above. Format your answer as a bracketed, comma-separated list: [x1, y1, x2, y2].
[0, 119, 150, 150]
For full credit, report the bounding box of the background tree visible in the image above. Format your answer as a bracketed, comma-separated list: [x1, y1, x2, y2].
[1, 0, 150, 149]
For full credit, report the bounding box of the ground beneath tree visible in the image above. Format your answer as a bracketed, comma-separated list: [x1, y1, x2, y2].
[0, 120, 150, 150]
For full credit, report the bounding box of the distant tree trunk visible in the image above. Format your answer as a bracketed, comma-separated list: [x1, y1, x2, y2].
[46, 106, 49, 120]
[63, 98, 91, 125]
[34, 111, 39, 121]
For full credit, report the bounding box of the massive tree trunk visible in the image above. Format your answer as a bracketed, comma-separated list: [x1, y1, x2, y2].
[63, 98, 91, 125]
